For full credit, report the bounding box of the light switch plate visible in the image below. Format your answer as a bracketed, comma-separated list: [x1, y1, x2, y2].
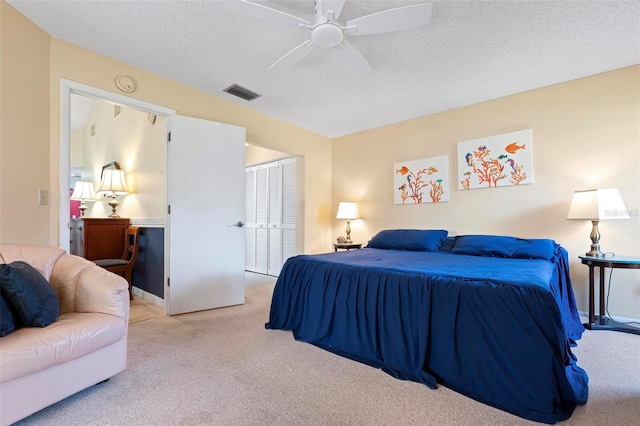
[38, 189, 48, 205]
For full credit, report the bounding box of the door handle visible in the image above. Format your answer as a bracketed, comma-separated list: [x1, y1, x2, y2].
[230, 221, 244, 228]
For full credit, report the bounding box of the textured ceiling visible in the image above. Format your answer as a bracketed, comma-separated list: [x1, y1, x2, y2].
[9, 0, 640, 138]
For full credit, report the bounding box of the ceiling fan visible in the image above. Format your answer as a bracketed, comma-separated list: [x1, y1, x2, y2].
[226, 0, 433, 75]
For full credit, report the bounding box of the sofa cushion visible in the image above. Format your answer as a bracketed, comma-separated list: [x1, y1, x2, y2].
[49, 254, 94, 315]
[0, 312, 127, 383]
[0, 293, 16, 337]
[0, 244, 66, 282]
[0, 261, 60, 327]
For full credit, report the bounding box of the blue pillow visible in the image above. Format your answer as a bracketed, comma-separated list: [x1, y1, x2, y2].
[0, 293, 16, 336]
[367, 229, 448, 252]
[0, 261, 60, 327]
[450, 235, 557, 260]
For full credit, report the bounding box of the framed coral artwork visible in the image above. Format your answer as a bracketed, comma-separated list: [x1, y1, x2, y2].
[394, 155, 449, 204]
[457, 129, 533, 190]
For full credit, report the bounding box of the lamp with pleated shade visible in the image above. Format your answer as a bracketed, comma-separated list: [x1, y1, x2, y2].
[70, 181, 96, 217]
[336, 202, 359, 243]
[97, 166, 129, 218]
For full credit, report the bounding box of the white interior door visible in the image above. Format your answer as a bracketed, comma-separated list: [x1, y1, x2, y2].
[168, 114, 246, 315]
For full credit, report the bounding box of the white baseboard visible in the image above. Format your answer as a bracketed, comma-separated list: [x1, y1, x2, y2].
[130, 218, 165, 227]
[132, 286, 165, 309]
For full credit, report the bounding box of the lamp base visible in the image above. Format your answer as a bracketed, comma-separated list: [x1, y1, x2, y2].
[78, 201, 87, 217]
[345, 220, 352, 243]
[585, 250, 605, 258]
[107, 195, 121, 218]
[586, 220, 603, 258]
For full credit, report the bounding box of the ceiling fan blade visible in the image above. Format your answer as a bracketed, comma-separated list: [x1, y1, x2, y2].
[345, 3, 432, 36]
[334, 41, 371, 75]
[224, 0, 310, 28]
[319, 0, 346, 20]
[268, 40, 317, 71]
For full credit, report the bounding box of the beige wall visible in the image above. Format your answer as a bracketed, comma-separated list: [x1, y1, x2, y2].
[0, 2, 332, 255]
[79, 99, 167, 220]
[333, 66, 640, 318]
[0, 3, 50, 244]
[246, 144, 291, 166]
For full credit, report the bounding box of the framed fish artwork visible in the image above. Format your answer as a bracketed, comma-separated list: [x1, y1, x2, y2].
[457, 129, 533, 190]
[394, 155, 449, 204]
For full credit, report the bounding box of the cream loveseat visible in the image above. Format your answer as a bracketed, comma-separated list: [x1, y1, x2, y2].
[0, 244, 129, 426]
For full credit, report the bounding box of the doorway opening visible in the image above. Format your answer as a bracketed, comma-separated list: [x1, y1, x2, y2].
[68, 93, 167, 309]
[62, 82, 173, 314]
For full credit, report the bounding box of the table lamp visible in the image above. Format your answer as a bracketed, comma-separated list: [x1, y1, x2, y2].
[566, 188, 629, 257]
[70, 181, 96, 217]
[97, 162, 130, 218]
[336, 202, 359, 243]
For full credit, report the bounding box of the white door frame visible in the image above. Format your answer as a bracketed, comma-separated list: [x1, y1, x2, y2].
[59, 79, 175, 310]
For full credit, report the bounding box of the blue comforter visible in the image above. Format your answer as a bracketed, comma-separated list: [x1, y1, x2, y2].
[266, 246, 588, 424]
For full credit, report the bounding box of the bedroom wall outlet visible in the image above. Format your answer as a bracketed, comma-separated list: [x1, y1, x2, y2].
[38, 189, 48, 205]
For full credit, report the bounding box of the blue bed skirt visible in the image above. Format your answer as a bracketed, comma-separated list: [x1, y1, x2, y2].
[265, 247, 588, 424]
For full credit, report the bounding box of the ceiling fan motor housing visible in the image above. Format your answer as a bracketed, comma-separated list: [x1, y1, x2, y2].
[311, 24, 343, 48]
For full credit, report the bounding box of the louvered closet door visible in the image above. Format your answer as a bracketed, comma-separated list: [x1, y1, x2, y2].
[267, 165, 282, 276]
[245, 167, 257, 271]
[280, 158, 297, 266]
[254, 166, 269, 274]
[246, 157, 297, 277]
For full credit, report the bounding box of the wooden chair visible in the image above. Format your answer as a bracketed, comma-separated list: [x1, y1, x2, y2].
[94, 226, 141, 300]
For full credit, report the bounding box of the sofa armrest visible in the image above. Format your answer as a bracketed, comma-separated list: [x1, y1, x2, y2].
[76, 265, 129, 324]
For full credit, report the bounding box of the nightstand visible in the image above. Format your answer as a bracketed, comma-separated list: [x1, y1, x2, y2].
[579, 255, 640, 335]
[333, 243, 363, 252]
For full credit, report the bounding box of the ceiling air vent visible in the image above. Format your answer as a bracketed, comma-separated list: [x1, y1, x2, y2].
[223, 84, 261, 101]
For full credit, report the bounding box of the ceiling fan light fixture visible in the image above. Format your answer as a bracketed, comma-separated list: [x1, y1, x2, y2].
[311, 24, 344, 48]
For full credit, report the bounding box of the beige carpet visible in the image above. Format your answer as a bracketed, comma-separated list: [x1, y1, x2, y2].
[14, 273, 640, 425]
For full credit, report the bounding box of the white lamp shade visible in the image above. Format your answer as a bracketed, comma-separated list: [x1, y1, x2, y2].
[567, 188, 630, 220]
[336, 202, 359, 220]
[70, 181, 96, 201]
[97, 169, 129, 195]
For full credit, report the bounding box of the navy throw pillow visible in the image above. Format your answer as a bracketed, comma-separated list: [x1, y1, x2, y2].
[367, 229, 448, 252]
[0, 261, 60, 327]
[450, 235, 557, 260]
[0, 292, 16, 336]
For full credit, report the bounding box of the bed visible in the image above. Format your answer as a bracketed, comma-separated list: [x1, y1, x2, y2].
[265, 230, 588, 424]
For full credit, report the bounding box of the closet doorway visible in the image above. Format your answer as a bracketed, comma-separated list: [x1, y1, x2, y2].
[245, 145, 304, 276]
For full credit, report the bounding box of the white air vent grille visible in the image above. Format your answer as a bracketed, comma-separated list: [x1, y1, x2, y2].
[223, 84, 261, 101]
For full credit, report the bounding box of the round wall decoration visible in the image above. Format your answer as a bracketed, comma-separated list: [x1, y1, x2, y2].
[115, 75, 136, 93]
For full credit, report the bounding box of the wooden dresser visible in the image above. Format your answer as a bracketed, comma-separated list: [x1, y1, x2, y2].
[70, 218, 130, 260]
